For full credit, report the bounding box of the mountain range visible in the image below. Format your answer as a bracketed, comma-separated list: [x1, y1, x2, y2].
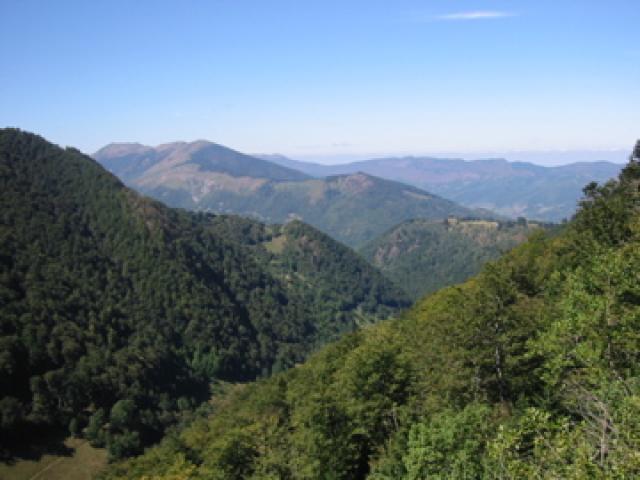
[260, 154, 623, 221]
[95, 141, 624, 233]
[94, 142, 488, 247]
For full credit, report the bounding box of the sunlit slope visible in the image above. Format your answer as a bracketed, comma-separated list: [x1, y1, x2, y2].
[106, 142, 640, 479]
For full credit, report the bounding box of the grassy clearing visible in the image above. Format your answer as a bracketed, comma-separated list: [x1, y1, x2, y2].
[0, 437, 107, 480]
[264, 234, 287, 254]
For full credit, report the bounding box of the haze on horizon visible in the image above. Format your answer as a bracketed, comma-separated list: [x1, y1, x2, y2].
[1, 0, 638, 166]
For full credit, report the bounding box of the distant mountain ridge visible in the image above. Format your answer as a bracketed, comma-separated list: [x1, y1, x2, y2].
[258, 154, 623, 221]
[95, 142, 489, 247]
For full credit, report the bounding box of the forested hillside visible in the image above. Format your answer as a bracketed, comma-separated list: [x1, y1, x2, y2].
[360, 218, 549, 300]
[203, 216, 410, 344]
[0, 130, 407, 461]
[94, 142, 489, 247]
[105, 141, 640, 479]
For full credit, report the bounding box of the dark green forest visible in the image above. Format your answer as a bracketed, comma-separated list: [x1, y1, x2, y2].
[0, 129, 407, 461]
[104, 141, 640, 479]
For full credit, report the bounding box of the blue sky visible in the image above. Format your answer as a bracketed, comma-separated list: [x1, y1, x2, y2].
[0, 0, 638, 164]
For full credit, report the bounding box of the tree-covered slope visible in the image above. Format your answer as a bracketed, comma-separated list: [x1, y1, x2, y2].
[0, 129, 407, 460]
[360, 218, 550, 300]
[105, 141, 640, 479]
[94, 142, 490, 247]
[204, 216, 410, 344]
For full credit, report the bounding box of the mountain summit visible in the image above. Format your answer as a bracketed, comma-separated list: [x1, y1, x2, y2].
[94, 140, 309, 184]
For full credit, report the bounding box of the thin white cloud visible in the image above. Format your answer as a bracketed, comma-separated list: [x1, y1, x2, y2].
[436, 11, 516, 21]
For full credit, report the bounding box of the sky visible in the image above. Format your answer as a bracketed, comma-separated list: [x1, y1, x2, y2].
[0, 0, 638, 165]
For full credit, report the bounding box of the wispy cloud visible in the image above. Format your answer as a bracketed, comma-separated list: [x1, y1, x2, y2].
[435, 11, 516, 21]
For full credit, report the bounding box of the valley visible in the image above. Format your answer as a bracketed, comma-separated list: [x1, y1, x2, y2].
[104, 142, 640, 479]
[2, 2, 637, 477]
[3, 129, 639, 479]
